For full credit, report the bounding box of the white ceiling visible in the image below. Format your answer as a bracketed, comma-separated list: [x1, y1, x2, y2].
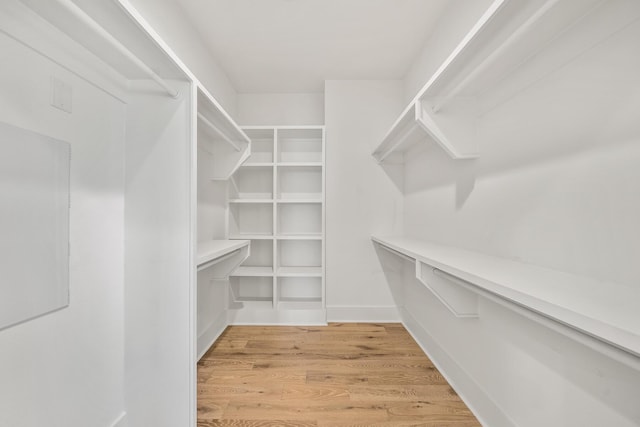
[177, 0, 448, 93]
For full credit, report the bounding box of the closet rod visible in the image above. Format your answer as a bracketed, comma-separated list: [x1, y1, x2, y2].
[431, 268, 640, 371]
[431, 0, 561, 113]
[197, 113, 242, 151]
[54, 0, 179, 98]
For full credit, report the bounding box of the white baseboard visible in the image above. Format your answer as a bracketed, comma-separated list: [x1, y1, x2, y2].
[401, 308, 515, 427]
[109, 411, 127, 427]
[228, 308, 327, 325]
[197, 310, 228, 360]
[326, 305, 400, 323]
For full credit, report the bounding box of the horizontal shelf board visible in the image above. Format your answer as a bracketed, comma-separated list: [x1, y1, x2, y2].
[231, 266, 274, 277]
[277, 162, 323, 167]
[276, 266, 323, 277]
[228, 199, 274, 204]
[198, 87, 250, 145]
[196, 239, 249, 268]
[240, 162, 274, 167]
[276, 199, 322, 204]
[229, 234, 273, 240]
[276, 234, 323, 241]
[277, 299, 324, 311]
[372, 235, 640, 358]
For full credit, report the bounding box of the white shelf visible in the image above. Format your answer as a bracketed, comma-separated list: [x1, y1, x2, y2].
[228, 125, 325, 321]
[276, 234, 323, 240]
[198, 87, 250, 180]
[241, 162, 275, 167]
[277, 266, 323, 277]
[228, 199, 274, 204]
[196, 239, 249, 275]
[196, 240, 249, 268]
[372, 100, 478, 162]
[277, 162, 323, 167]
[231, 266, 274, 277]
[278, 299, 323, 310]
[372, 235, 640, 364]
[229, 234, 273, 240]
[276, 198, 322, 204]
[372, 0, 605, 162]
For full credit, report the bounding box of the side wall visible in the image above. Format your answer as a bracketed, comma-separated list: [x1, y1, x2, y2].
[397, 1, 640, 425]
[324, 80, 404, 322]
[0, 3, 126, 426]
[236, 93, 325, 126]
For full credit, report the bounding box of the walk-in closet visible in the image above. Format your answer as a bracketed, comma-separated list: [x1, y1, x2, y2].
[1, 0, 639, 426]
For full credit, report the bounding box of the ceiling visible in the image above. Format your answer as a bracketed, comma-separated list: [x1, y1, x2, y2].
[177, 0, 449, 93]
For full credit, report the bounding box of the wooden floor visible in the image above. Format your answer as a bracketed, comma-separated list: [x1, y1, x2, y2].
[197, 323, 480, 426]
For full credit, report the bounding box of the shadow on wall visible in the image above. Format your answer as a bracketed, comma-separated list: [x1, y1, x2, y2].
[381, 12, 640, 200]
[372, 243, 409, 310]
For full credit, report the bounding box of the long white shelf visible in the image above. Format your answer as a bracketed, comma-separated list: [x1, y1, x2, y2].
[372, 235, 640, 365]
[196, 239, 249, 271]
[198, 87, 251, 181]
[372, 0, 605, 163]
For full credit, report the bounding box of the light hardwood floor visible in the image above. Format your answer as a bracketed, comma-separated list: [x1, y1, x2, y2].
[197, 323, 481, 426]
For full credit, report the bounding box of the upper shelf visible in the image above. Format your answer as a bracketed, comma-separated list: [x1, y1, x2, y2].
[19, 0, 189, 97]
[372, 235, 640, 365]
[372, 100, 478, 162]
[197, 87, 251, 180]
[372, 0, 605, 162]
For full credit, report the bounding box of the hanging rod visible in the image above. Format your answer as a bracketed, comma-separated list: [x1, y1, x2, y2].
[197, 113, 242, 151]
[53, 0, 179, 98]
[431, 0, 561, 113]
[431, 268, 640, 371]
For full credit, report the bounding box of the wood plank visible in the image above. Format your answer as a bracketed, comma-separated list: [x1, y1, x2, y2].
[198, 323, 480, 425]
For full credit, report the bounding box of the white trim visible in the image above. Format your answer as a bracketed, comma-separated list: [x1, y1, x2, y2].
[326, 306, 400, 323]
[109, 412, 127, 427]
[401, 308, 516, 427]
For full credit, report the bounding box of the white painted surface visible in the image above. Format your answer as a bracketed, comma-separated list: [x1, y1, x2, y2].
[178, 0, 447, 93]
[373, 236, 640, 359]
[124, 79, 193, 427]
[237, 93, 325, 126]
[324, 80, 404, 321]
[402, 0, 494, 104]
[0, 122, 70, 331]
[392, 0, 640, 424]
[0, 5, 125, 424]
[126, 0, 238, 115]
[197, 240, 250, 268]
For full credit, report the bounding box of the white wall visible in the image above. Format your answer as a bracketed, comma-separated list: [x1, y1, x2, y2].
[236, 93, 324, 126]
[0, 4, 125, 426]
[396, 0, 640, 425]
[403, 0, 493, 104]
[127, 0, 238, 117]
[124, 79, 194, 427]
[324, 80, 404, 321]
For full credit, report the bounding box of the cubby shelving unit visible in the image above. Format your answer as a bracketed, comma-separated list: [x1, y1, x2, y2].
[372, 235, 640, 370]
[228, 126, 326, 324]
[372, 0, 605, 163]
